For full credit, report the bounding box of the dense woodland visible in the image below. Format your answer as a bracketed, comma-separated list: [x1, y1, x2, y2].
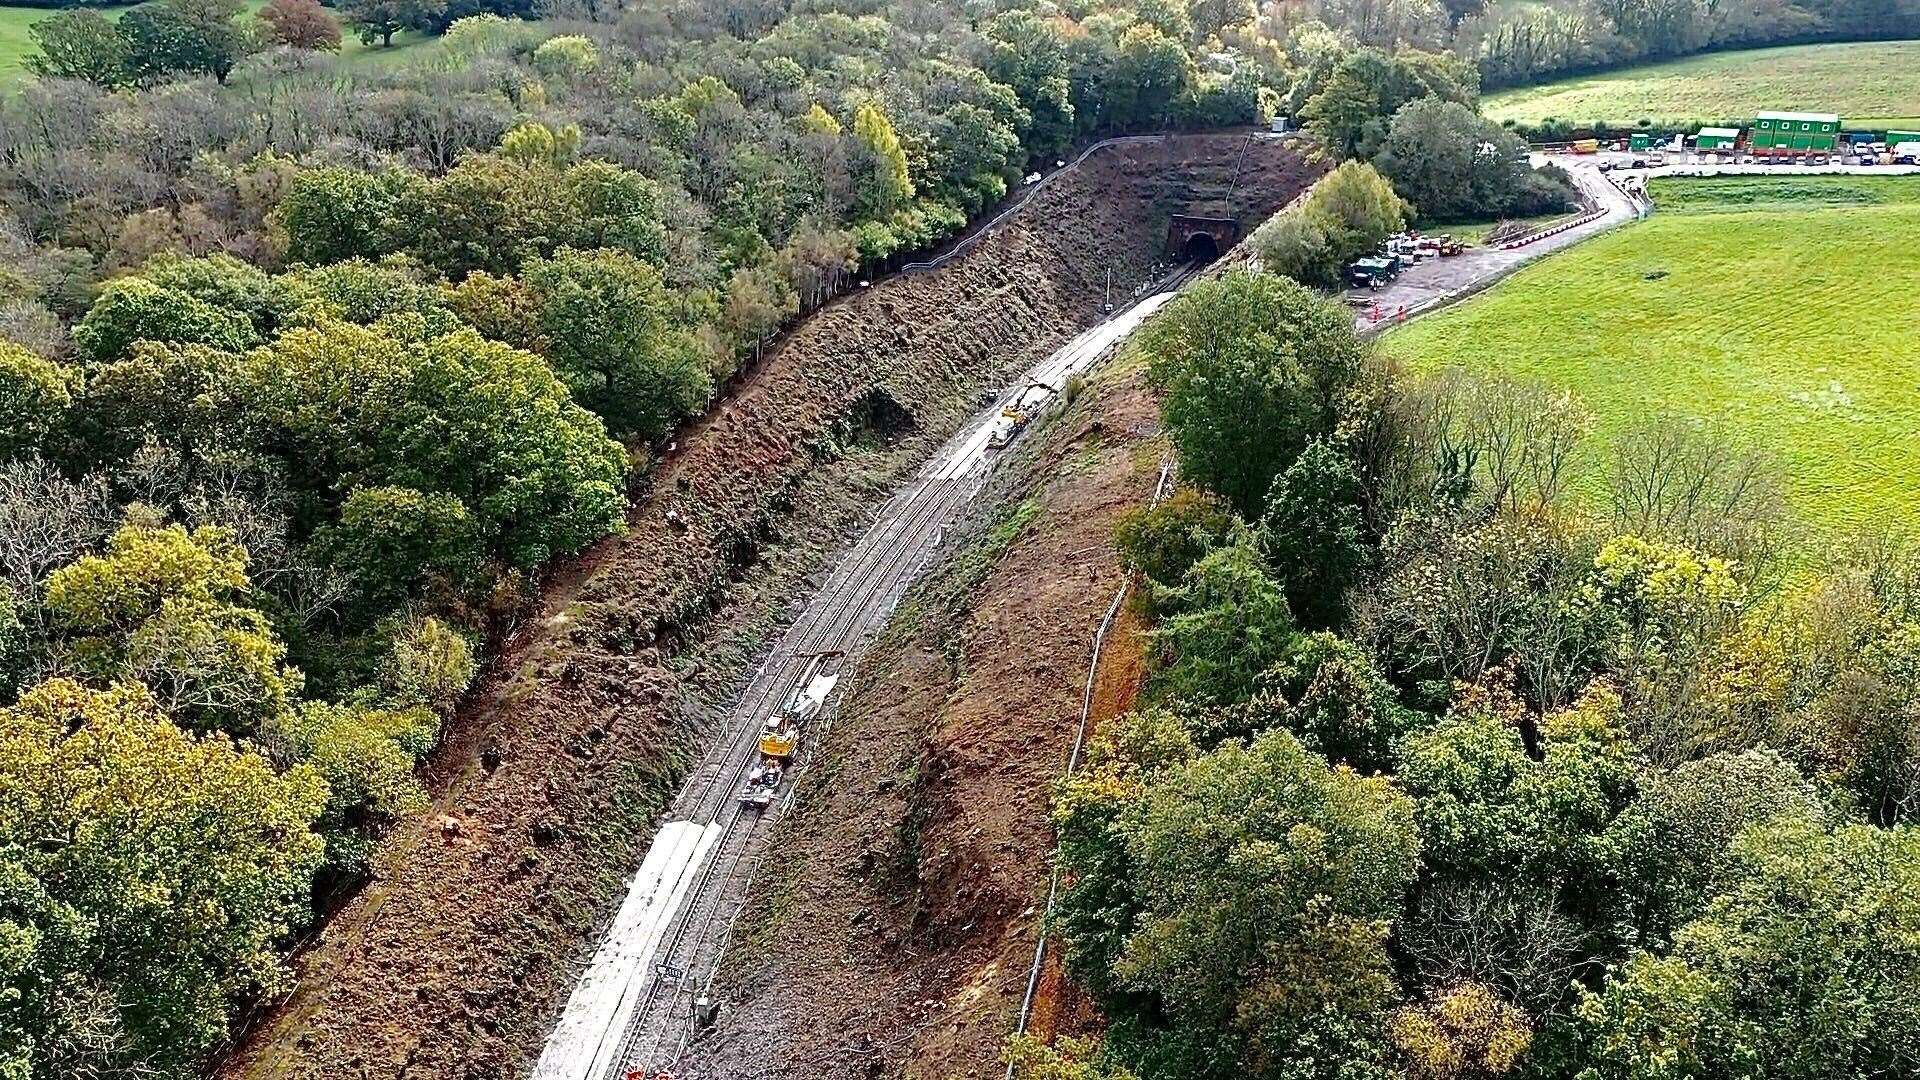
[1028, 267, 1920, 1080]
[0, 0, 1907, 1074]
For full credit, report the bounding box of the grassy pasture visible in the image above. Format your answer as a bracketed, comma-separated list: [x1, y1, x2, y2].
[0, 4, 41, 79]
[0, 1, 441, 84]
[1485, 41, 1920, 131]
[1383, 175, 1920, 538]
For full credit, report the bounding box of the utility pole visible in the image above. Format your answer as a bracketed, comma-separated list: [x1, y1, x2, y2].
[1103, 265, 1113, 313]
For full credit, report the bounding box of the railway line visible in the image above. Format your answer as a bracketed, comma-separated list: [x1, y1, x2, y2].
[532, 266, 1196, 1080]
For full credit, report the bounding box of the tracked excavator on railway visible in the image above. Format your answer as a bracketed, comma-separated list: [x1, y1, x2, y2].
[739, 650, 843, 809]
[987, 381, 1058, 450]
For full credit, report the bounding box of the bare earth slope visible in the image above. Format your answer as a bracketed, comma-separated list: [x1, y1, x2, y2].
[220, 133, 1316, 1080]
[678, 356, 1167, 1080]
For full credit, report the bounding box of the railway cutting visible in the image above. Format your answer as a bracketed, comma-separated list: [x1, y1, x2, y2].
[531, 275, 1195, 1080]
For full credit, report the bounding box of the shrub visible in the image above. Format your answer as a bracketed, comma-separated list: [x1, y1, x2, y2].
[1113, 488, 1238, 588]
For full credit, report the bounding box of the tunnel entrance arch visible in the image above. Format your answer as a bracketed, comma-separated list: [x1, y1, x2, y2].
[1183, 232, 1220, 262]
[1167, 214, 1238, 265]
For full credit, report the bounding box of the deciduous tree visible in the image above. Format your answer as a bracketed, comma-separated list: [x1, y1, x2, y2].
[258, 0, 342, 51]
[1138, 270, 1367, 516]
[519, 246, 713, 439]
[72, 277, 257, 365]
[25, 9, 131, 88]
[1570, 818, 1920, 1079]
[0, 678, 325, 1076]
[1056, 723, 1419, 1080]
[341, 0, 444, 46]
[0, 342, 74, 460]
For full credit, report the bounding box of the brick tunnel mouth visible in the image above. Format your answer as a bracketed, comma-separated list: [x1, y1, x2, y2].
[1183, 231, 1220, 264]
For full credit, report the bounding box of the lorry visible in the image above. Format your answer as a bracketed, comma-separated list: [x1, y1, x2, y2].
[1346, 257, 1396, 289]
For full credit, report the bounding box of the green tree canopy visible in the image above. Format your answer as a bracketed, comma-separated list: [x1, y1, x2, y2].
[119, 0, 250, 85]
[25, 9, 132, 87]
[339, 0, 444, 46]
[1301, 47, 1476, 160]
[1374, 97, 1574, 223]
[233, 319, 627, 569]
[1262, 437, 1369, 629]
[1056, 722, 1420, 1080]
[850, 101, 914, 220]
[1571, 817, 1920, 1079]
[1608, 748, 1822, 949]
[519, 246, 713, 439]
[396, 156, 668, 278]
[1112, 488, 1238, 589]
[0, 679, 325, 1076]
[1255, 160, 1410, 288]
[276, 167, 423, 267]
[314, 485, 483, 615]
[45, 523, 250, 636]
[1104, 25, 1197, 130]
[1137, 270, 1368, 516]
[1149, 539, 1297, 707]
[72, 277, 257, 366]
[0, 342, 75, 460]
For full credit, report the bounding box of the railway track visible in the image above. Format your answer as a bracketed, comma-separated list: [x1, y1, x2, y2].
[534, 267, 1197, 1080]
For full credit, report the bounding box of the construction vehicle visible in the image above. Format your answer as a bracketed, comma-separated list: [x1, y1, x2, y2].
[987, 382, 1057, 450]
[1571, 138, 1600, 154]
[739, 651, 843, 810]
[1346, 257, 1395, 289]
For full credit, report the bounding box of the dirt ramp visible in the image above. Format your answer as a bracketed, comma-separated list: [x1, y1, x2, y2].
[218, 134, 1316, 1080]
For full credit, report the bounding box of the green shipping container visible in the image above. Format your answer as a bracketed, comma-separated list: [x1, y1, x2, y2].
[1629, 132, 1654, 150]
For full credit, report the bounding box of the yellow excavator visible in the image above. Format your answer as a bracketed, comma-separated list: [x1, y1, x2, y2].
[988, 382, 1057, 450]
[741, 651, 843, 809]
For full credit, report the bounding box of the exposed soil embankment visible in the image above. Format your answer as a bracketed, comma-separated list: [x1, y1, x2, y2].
[220, 133, 1315, 1080]
[677, 356, 1166, 1080]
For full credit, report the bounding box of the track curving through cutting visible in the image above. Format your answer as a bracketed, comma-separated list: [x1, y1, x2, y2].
[535, 265, 1199, 1080]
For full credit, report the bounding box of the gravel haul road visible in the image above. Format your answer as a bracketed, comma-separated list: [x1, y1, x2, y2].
[1350, 155, 1644, 331]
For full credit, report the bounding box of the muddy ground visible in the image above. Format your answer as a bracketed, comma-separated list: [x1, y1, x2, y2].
[678, 356, 1168, 1080]
[218, 132, 1317, 1080]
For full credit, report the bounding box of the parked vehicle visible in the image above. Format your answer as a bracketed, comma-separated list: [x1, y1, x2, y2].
[1346, 257, 1396, 289]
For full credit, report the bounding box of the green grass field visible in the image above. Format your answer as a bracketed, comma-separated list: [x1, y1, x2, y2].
[0, 1, 442, 84]
[1485, 40, 1920, 131]
[1383, 175, 1920, 538]
[0, 4, 42, 80]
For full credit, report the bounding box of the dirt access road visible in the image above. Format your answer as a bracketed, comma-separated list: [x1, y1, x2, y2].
[532, 283, 1189, 1080]
[1349, 156, 1644, 331]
